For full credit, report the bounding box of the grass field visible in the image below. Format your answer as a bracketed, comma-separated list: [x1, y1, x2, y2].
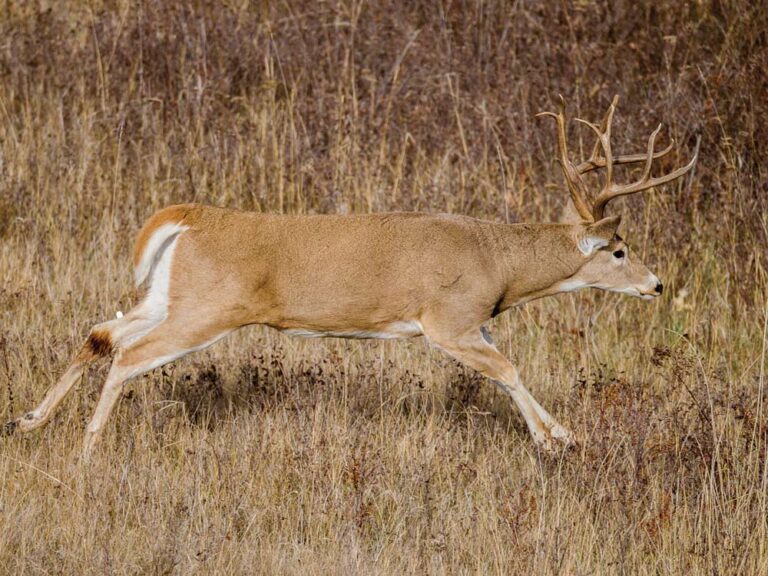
[0, 1, 766, 573]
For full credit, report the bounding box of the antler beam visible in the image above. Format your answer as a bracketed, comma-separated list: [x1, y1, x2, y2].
[536, 97, 595, 222]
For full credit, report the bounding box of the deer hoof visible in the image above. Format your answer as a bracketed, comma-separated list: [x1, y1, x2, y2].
[533, 424, 576, 453]
[2, 420, 17, 436]
[550, 424, 576, 448]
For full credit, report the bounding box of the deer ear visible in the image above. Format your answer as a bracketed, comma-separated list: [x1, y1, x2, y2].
[578, 215, 621, 255]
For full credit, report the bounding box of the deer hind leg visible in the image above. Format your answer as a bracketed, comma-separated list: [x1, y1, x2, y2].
[426, 326, 574, 451]
[4, 304, 164, 436]
[81, 316, 233, 460]
[5, 222, 190, 440]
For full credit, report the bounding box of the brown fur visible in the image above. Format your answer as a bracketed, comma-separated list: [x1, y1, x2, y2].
[132, 204, 198, 270]
[159, 206, 593, 336]
[81, 330, 113, 360]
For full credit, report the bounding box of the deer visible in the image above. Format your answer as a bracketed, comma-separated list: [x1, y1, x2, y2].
[3, 96, 698, 459]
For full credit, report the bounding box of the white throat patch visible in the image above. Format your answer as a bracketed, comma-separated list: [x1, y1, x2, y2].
[554, 278, 589, 293]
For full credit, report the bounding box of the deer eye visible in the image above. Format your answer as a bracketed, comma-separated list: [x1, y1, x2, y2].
[613, 249, 625, 259]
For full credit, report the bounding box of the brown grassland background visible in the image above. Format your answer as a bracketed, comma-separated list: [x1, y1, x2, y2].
[1, 1, 767, 574]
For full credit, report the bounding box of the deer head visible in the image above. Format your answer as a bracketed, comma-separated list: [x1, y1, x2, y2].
[538, 95, 700, 299]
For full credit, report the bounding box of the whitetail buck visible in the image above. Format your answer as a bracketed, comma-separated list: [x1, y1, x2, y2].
[4, 96, 698, 459]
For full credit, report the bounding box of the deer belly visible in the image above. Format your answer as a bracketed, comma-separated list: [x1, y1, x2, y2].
[280, 320, 423, 340]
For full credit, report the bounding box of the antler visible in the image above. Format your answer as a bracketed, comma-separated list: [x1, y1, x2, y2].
[535, 96, 595, 221]
[575, 97, 701, 220]
[538, 95, 700, 222]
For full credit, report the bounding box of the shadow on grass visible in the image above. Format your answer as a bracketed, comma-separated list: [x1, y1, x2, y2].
[128, 342, 528, 439]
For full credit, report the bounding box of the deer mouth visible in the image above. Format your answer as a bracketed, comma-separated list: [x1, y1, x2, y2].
[613, 286, 659, 299]
[637, 286, 663, 299]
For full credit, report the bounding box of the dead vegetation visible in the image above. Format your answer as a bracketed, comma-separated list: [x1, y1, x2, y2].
[0, 1, 766, 573]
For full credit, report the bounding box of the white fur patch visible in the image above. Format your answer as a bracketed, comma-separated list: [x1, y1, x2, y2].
[578, 235, 609, 256]
[143, 234, 179, 320]
[119, 234, 184, 348]
[283, 321, 423, 340]
[554, 279, 589, 293]
[134, 223, 188, 287]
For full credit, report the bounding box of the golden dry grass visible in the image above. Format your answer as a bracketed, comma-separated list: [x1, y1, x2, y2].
[1, 1, 767, 574]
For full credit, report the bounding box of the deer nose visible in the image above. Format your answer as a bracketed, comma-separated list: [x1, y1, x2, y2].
[655, 282, 663, 294]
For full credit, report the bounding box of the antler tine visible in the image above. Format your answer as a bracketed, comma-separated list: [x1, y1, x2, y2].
[575, 95, 675, 174]
[576, 141, 675, 174]
[574, 95, 618, 193]
[592, 122, 660, 220]
[536, 95, 595, 222]
[638, 124, 664, 182]
[592, 131, 701, 220]
[578, 95, 618, 172]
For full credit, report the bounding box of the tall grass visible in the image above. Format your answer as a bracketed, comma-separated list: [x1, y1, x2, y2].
[0, 1, 766, 573]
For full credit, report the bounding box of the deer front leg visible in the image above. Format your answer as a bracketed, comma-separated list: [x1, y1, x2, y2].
[427, 327, 574, 451]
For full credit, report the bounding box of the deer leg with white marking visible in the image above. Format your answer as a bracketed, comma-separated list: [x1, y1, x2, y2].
[81, 317, 233, 459]
[427, 326, 574, 451]
[5, 305, 163, 436]
[4, 318, 119, 435]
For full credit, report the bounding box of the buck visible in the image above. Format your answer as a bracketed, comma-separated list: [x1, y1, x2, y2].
[4, 96, 698, 459]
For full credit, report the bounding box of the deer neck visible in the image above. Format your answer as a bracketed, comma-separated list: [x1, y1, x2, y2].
[492, 223, 584, 311]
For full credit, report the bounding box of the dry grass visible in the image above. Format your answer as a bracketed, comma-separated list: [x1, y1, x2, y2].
[1, 1, 767, 574]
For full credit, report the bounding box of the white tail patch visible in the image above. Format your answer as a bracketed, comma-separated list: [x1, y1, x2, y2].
[134, 223, 188, 287]
[115, 232, 184, 350]
[142, 234, 181, 324]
